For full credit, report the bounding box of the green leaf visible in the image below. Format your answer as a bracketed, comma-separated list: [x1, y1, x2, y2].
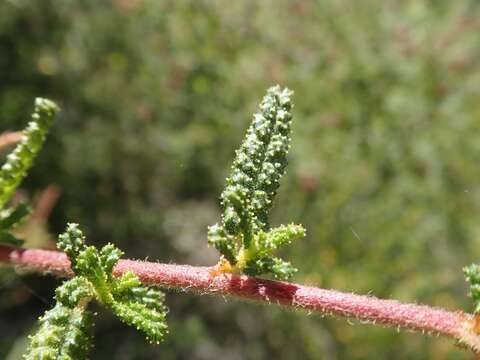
[24, 303, 93, 360]
[113, 271, 166, 314]
[244, 255, 297, 279]
[56, 223, 169, 343]
[254, 224, 305, 257]
[208, 86, 304, 279]
[464, 263, 480, 314]
[24, 277, 94, 359]
[99, 243, 124, 280]
[0, 98, 59, 208]
[74, 246, 113, 305]
[55, 277, 94, 309]
[111, 298, 168, 344]
[207, 223, 237, 265]
[0, 203, 31, 230]
[111, 271, 168, 343]
[0, 230, 23, 246]
[57, 223, 88, 270]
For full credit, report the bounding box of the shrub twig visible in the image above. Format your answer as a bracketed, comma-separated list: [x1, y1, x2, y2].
[1, 244, 479, 353]
[0, 131, 23, 151]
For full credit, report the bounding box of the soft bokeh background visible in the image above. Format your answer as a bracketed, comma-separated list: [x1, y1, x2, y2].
[1, 1, 480, 358]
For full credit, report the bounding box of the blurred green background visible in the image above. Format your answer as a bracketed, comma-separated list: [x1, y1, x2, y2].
[1, 0, 480, 358]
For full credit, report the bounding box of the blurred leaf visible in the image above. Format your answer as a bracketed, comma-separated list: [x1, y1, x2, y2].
[0, 203, 30, 230]
[0, 230, 23, 246]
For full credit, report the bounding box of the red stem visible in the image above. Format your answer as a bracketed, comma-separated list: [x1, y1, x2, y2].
[0, 131, 23, 150]
[1, 245, 479, 352]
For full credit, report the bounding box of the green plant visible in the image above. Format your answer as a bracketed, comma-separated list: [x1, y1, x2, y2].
[464, 264, 480, 315]
[24, 223, 167, 359]
[0, 99, 167, 359]
[2, 89, 480, 359]
[0, 98, 58, 246]
[208, 85, 305, 279]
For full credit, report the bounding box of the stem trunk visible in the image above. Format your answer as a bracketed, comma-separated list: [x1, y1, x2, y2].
[1, 245, 479, 353]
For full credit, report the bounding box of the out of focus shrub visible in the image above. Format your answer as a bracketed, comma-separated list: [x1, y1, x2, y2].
[2, 1, 480, 358]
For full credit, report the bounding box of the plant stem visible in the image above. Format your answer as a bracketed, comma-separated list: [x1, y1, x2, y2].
[0, 131, 23, 150]
[1, 244, 479, 353]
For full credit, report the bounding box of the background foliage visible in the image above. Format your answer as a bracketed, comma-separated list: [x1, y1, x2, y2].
[1, 1, 480, 358]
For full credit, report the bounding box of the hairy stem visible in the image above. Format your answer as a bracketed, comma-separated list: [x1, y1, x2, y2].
[0, 131, 23, 151]
[1, 245, 479, 353]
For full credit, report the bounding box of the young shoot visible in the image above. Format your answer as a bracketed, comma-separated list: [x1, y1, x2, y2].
[208, 85, 305, 279]
[0, 98, 59, 246]
[24, 223, 168, 359]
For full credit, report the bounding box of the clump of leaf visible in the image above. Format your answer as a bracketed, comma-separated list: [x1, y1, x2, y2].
[0, 98, 59, 245]
[24, 223, 168, 359]
[25, 302, 93, 360]
[464, 264, 480, 314]
[208, 85, 305, 279]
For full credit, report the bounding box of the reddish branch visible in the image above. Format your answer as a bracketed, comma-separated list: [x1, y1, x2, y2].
[32, 185, 61, 222]
[1, 245, 479, 353]
[0, 131, 23, 150]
